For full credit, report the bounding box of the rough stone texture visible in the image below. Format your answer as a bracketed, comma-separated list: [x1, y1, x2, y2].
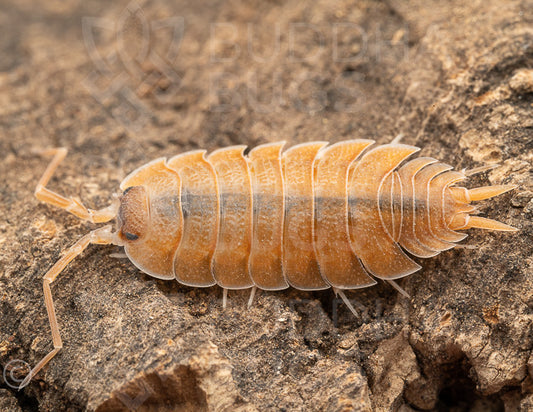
[0, 389, 23, 412]
[0, 0, 531, 411]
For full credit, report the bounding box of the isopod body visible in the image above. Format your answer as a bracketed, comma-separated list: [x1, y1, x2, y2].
[22, 140, 516, 387]
[116, 140, 515, 289]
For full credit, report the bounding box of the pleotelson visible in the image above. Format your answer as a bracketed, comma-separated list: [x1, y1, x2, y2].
[118, 140, 477, 290]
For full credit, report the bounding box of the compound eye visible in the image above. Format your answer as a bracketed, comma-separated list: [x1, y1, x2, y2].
[123, 232, 139, 241]
[123, 186, 134, 196]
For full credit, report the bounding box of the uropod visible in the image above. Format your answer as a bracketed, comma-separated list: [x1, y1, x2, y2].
[21, 140, 517, 388]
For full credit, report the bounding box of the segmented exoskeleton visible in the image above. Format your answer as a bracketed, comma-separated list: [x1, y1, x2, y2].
[22, 140, 516, 387]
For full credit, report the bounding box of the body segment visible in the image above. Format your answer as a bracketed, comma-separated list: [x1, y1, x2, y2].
[314, 140, 375, 289]
[167, 150, 218, 287]
[247, 142, 287, 290]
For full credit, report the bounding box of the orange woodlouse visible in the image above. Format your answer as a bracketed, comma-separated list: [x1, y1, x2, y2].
[21, 140, 517, 387]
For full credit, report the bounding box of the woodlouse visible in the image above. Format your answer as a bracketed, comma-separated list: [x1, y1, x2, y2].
[22, 140, 516, 387]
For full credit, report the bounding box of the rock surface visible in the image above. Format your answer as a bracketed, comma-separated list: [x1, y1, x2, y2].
[0, 0, 531, 411]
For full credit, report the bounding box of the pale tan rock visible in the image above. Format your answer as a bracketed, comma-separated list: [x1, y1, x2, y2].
[0, 0, 530, 411]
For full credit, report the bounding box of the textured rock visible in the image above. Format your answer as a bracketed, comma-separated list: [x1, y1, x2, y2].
[367, 330, 420, 411]
[0, 0, 531, 411]
[0, 389, 22, 412]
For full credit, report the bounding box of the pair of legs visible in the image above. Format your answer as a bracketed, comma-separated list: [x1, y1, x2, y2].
[222, 282, 408, 319]
[20, 149, 118, 388]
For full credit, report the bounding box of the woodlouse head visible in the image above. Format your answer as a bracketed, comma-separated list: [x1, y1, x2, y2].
[117, 186, 149, 243]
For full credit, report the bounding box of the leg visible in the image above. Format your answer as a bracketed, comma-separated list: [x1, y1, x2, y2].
[222, 288, 228, 309]
[454, 244, 479, 250]
[19, 225, 114, 389]
[109, 252, 128, 259]
[35, 148, 117, 223]
[462, 164, 498, 177]
[332, 287, 365, 319]
[247, 286, 258, 309]
[390, 133, 404, 144]
[386, 280, 410, 299]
